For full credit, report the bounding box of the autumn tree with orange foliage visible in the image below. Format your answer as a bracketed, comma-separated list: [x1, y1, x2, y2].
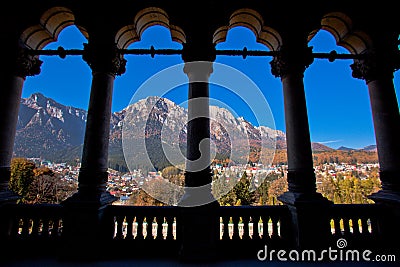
[9, 158, 77, 204]
[267, 177, 288, 205]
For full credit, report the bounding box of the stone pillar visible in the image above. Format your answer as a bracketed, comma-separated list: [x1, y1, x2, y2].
[0, 47, 42, 205]
[74, 42, 126, 204]
[177, 43, 220, 262]
[180, 61, 214, 204]
[351, 50, 400, 201]
[61, 41, 126, 260]
[351, 48, 400, 247]
[271, 45, 331, 249]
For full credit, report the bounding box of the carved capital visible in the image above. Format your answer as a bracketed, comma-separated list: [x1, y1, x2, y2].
[351, 49, 398, 83]
[82, 43, 126, 76]
[183, 61, 213, 81]
[15, 48, 42, 78]
[270, 46, 314, 78]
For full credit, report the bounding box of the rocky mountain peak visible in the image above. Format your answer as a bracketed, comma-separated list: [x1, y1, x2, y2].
[14, 93, 277, 165]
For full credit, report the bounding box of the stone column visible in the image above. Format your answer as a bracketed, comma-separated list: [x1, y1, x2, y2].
[271, 45, 331, 248]
[351, 48, 400, 247]
[351, 50, 400, 201]
[74, 42, 125, 204]
[61, 41, 126, 260]
[177, 42, 220, 262]
[0, 47, 42, 204]
[180, 61, 214, 205]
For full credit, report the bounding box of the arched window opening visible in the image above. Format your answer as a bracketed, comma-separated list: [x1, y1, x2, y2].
[306, 30, 380, 204]
[214, 26, 285, 206]
[14, 25, 90, 204]
[111, 25, 185, 206]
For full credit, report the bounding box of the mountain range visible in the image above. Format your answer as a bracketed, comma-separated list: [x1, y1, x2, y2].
[14, 93, 376, 170]
[337, 145, 377, 152]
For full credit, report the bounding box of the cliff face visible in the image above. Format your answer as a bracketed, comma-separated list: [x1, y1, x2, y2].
[15, 93, 340, 168]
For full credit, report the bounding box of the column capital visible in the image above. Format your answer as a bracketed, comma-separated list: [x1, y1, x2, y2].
[82, 43, 126, 76]
[351, 49, 400, 83]
[270, 45, 314, 78]
[183, 61, 213, 81]
[14, 48, 42, 78]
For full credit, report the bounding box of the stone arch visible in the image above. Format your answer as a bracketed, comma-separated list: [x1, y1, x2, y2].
[308, 12, 372, 54]
[115, 7, 186, 49]
[213, 8, 282, 51]
[20, 6, 88, 50]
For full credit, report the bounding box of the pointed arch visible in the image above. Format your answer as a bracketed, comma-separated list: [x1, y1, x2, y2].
[212, 8, 282, 51]
[20, 7, 88, 50]
[115, 7, 186, 49]
[309, 12, 372, 54]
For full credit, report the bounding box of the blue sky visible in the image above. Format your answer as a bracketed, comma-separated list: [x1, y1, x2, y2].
[22, 25, 400, 149]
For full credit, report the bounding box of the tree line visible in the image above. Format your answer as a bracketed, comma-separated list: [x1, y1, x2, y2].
[9, 158, 77, 204]
[9, 158, 381, 206]
[272, 149, 378, 166]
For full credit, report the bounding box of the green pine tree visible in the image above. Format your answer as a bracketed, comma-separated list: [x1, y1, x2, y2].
[9, 158, 36, 202]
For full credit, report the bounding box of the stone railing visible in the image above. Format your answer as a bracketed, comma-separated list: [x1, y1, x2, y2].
[107, 205, 179, 240]
[217, 205, 292, 259]
[0, 202, 388, 260]
[2, 203, 64, 240]
[103, 205, 180, 259]
[328, 204, 384, 249]
[1, 203, 64, 259]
